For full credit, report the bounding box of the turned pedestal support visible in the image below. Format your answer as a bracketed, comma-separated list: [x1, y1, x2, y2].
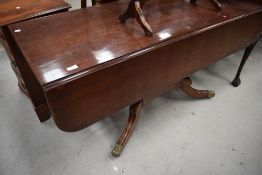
[111, 77, 215, 157]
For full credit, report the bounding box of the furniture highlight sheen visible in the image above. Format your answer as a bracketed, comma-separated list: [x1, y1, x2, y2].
[0, 0, 71, 122]
[5, 0, 262, 156]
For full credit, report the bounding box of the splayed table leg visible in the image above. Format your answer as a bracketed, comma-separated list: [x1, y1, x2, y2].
[181, 77, 215, 98]
[112, 101, 142, 157]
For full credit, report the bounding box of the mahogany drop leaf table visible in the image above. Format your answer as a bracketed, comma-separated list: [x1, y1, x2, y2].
[6, 0, 262, 157]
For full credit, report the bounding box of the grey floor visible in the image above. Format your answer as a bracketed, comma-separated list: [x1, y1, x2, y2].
[1, 1, 262, 174]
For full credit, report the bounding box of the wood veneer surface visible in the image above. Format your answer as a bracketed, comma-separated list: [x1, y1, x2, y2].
[8, 0, 262, 88]
[0, 0, 71, 26]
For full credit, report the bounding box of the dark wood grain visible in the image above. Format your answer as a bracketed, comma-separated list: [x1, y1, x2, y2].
[0, 0, 71, 122]
[3, 25, 51, 122]
[8, 0, 262, 88]
[8, 0, 262, 132]
[0, 0, 71, 27]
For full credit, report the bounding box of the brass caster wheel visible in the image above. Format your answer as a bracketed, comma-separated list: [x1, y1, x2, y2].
[111, 144, 123, 157]
[208, 90, 216, 98]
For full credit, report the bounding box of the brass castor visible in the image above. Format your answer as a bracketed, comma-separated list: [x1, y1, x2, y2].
[208, 90, 216, 98]
[111, 144, 123, 157]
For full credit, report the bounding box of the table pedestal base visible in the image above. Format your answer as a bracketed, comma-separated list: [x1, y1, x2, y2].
[111, 77, 215, 157]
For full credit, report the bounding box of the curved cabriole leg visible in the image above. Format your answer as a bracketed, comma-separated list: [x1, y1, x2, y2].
[134, 1, 153, 37]
[181, 77, 215, 98]
[232, 38, 260, 87]
[112, 101, 142, 157]
[190, 0, 222, 10]
[119, 0, 153, 37]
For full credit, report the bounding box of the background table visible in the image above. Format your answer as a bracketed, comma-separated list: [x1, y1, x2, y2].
[0, 0, 71, 122]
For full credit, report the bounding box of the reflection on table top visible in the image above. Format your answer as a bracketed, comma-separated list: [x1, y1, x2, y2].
[8, 0, 262, 87]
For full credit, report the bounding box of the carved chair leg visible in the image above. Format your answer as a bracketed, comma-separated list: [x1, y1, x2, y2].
[81, 0, 87, 8]
[119, 0, 134, 23]
[181, 77, 215, 98]
[119, 0, 153, 37]
[134, 1, 153, 36]
[232, 38, 260, 87]
[190, 0, 222, 10]
[112, 101, 142, 157]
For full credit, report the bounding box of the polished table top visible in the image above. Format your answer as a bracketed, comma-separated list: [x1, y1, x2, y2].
[8, 0, 262, 88]
[0, 0, 71, 26]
